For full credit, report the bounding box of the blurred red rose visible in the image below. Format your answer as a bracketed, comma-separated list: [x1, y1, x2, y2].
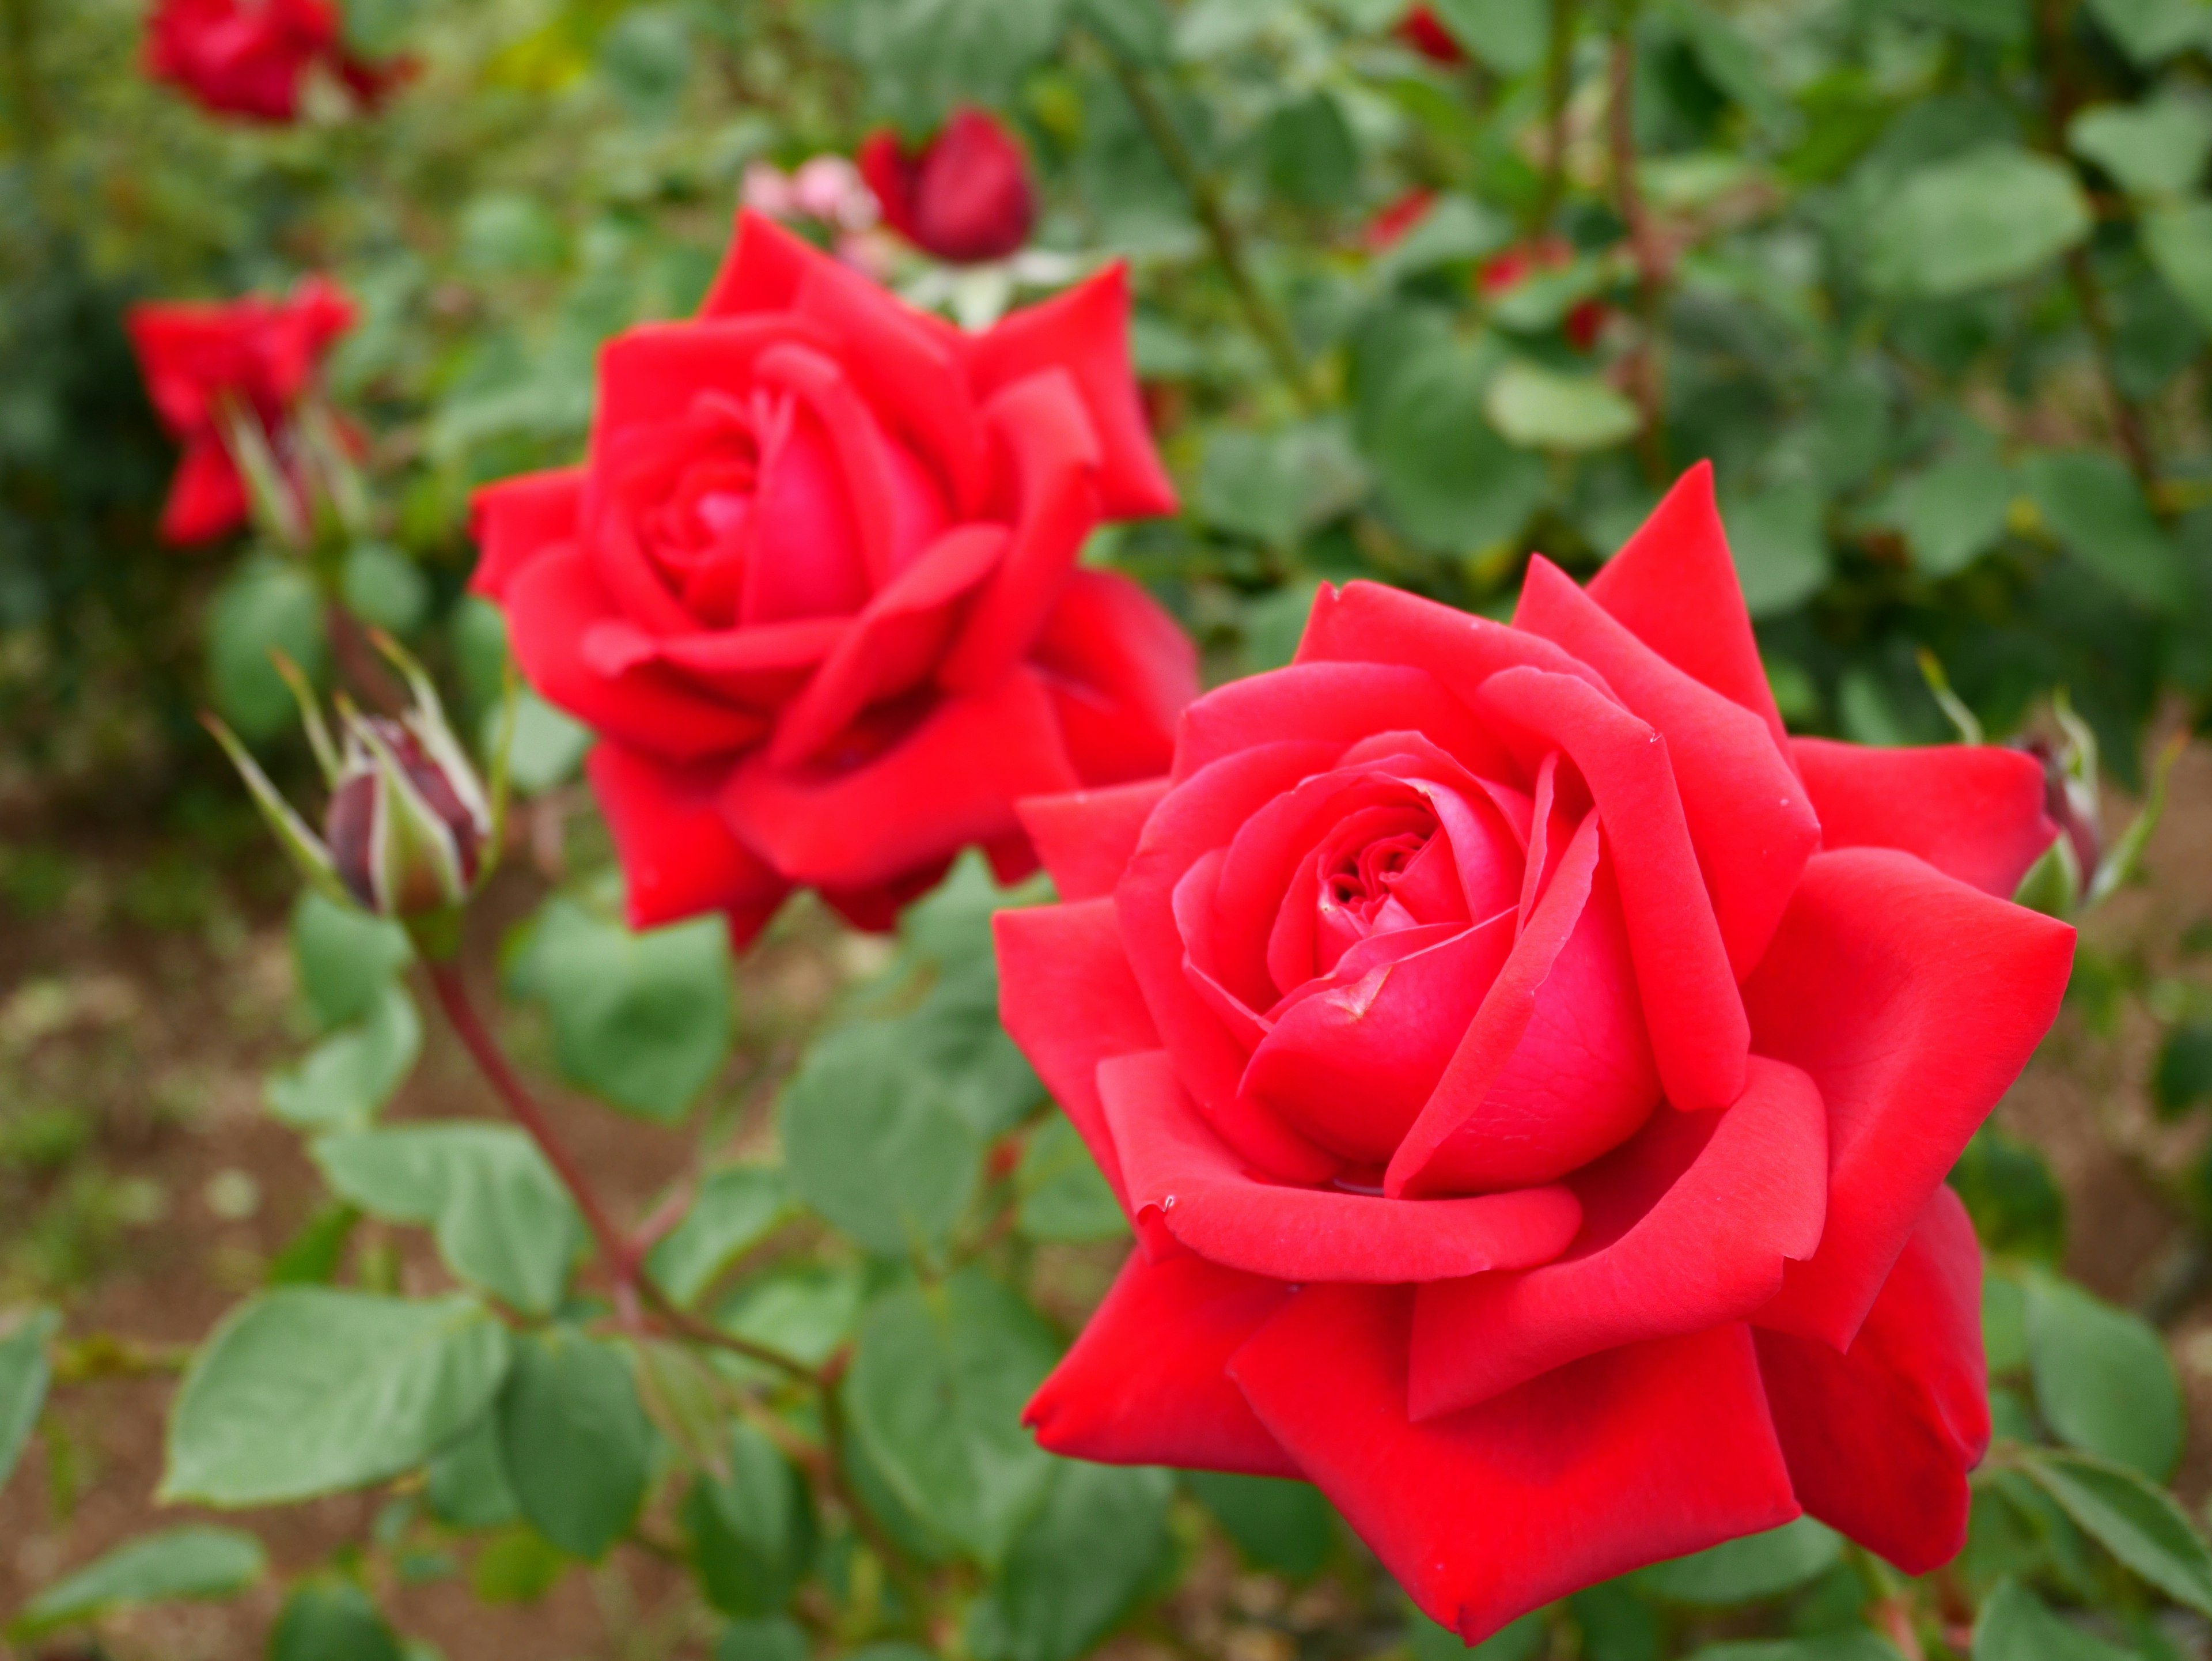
[125, 277, 355, 546]
[145, 0, 409, 123]
[1365, 188, 1437, 253]
[1397, 6, 1464, 63]
[995, 464, 2074, 1642]
[471, 210, 1195, 941]
[1480, 236, 1609, 350]
[858, 108, 1037, 265]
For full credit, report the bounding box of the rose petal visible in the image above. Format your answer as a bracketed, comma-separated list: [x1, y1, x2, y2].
[1410, 1055, 1826, 1418]
[1025, 1250, 1297, 1478]
[1791, 737, 2055, 899]
[1293, 580, 1610, 705]
[160, 437, 248, 546]
[1016, 780, 1169, 902]
[1099, 1050, 1581, 1283]
[741, 398, 874, 625]
[607, 615, 843, 710]
[1755, 1187, 1989, 1573]
[1745, 849, 2074, 1348]
[588, 742, 790, 941]
[696, 208, 822, 319]
[1173, 661, 1510, 785]
[471, 468, 584, 598]
[1228, 1288, 1800, 1644]
[1030, 568, 1198, 788]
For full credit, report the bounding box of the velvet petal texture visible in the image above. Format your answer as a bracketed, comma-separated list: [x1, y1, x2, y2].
[1756, 1187, 1990, 1572]
[589, 743, 789, 940]
[1018, 780, 1168, 903]
[1230, 1287, 1801, 1641]
[1791, 737, 2054, 899]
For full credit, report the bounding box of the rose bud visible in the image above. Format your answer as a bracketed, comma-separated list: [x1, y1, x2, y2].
[857, 107, 1036, 264]
[996, 463, 2074, 1644]
[1396, 6, 1465, 63]
[145, 0, 408, 124]
[205, 636, 505, 930]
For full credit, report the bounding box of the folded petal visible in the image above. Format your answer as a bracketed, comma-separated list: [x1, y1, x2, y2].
[1517, 557, 1819, 974]
[1229, 1288, 1800, 1644]
[588, 742, 790, 939]
[1173, 661, 1510, 785]
[1754, 1186, 1989, 1573]
[1029, 568, 1198, 789]
[1026, 1250, 1297, 1478]
[160, 437, 248, 546]
[470, 468, 584, 599]
[696, 207, 820, 319]
[1016, 780, 1168, 902]
[1585, 463, 1788, 753]
[994, 899, 1158, 1209]
[1100, 1051, 1581, 1283]
[1745, 849, 2074, 1348]
[1476, 667, 1749, 1114]
[1293, 580, 1609, 705]
[1791, 738, 2055, 900]
[1411, 1056, 1825, 1418]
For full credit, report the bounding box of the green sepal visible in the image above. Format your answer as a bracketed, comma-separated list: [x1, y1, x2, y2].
[200, 713, 349, 906]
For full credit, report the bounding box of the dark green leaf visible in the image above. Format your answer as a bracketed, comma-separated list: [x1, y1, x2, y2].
[1185, 1471, 1335, 1578]
[1949, 1125, 2067, 1260]
[1015, 1117, 1128, 1243]
[2146, 202, 2212, 333]
[1432, 0, 1548, 74]
[1896, 456, 2014, 578]
[1722, 483, 1830, 616]
[0, 1308, 57, 1495]
[838, 0, 1069, 128]
[647, 1166, 789, 1306]
[1972, 1577, 2135, 1660]
[13, 1527, 267, 1637]
[208, 557, 328, 741]
[972, 1462, 1173, 1661]
[1409, 1606, 1547, 1660]
[1373, 194, 1513, 285]
[426, 1412, 520, 1531]
[1195, 421, 1368, 547]
[2020, 1447, 2212, 1615]
[717, 1616, 811, 1661]
[163, 1289, 510, 1507]
[1683, 1637, 1902, 1661]
[1366, 341, 1548, 552]
[314, 1124, 579, 1315]
[2025, 1276, 2183, 1478]
[1072, 0, 1171, 62]
[292, 891, 411, 1031]
[846, 1269, 1060, 1563]
[715, 1264, 866, 1375]
[497, 1328, 653, 1561]
[2156, 1021, 2212, 1116]
[268, 1579, 406, 1661]
[1262, 92, 1359, 209]
[2025, 452, 2187, 612]
[264, 983, 422, 1133]
[685, 1423, 817, 1617]
[1866, 146, 2091, 296]
[1639, 1517, 1843, 1603]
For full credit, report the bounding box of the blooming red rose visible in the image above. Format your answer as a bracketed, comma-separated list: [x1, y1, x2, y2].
[858, 108, 1037, 266]
[1481, 237, 1609, 350]
[126, 277, 355, 547]
[1397, 6, 1464, 63]
[994, 465, 2074, 1641]
[145, 0, 408, 123]
[471, 210, 1194, 940]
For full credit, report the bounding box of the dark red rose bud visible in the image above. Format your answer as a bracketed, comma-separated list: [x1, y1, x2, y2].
[2020, 736, 2101, 896]
[326, 717, 486, 917]
[858, 107, 1036, 265]
[1397, 6, 1465, 63]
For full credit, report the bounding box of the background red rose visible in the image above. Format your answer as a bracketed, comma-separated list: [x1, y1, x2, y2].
[995, 465, 2075, 1642]
[126, 276, 355, 546]
[471, 210, 1195, 941]
[858, 107, 1037, 265]
[145, 0, 408, 123]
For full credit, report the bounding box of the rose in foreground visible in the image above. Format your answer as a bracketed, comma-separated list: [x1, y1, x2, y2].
[472, 211, 1194, 939]
[995, 466, 2074, 1640]
[858, 108, 1037, 265]
[145, 0, 407, 123]
[126, 277, 355, 547]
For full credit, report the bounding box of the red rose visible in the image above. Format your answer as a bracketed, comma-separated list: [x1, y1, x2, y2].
[145, 0, 408, 123]
[994, 466, 2074, 1641]
[126, 277, 355, 546]
[1365, 188, 1437, 253]
[1480, 237, 1608, 350]
[471, 210, 1194, 940]
[1397, 6, 1465, 63]
[858, 108, 1037, 266]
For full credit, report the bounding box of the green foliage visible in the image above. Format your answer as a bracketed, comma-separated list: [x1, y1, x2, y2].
[1640, 1518, 1844, 1605]
[0, 1308, 58, 1495]
[647, 1166, 790, 1306]
[268, 1579, 407, 1661]
[11, 1527, 267, 1639]
[264, 983, 423, 1133]
[2024, 1276, 2184, 1479]
[969, 1462, 1175, 1661]
[1185, 1471, 1336, 1577]
[496, 1327, 654, 1560]
[684, 1424, 817, 1617]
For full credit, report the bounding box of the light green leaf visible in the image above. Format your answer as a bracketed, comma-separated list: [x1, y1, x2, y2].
[1972, 1577, 2136, 1659]
[13, 1527, 267, 1637]
[495, 690, 592, 796]
[1484, 360, 1642, 452]
[340, 542, 429, 636]
[837, 0, 1068, 128]
[1372, 194, 1514, 285]
[2025, 1274, 2183, 1477]
[2069, 96, 2212, 200]
[1185, 1472, 1335, 1579]
[497, 1328, 653, 1561]
[292, 890, 412, 1031]
[1722, 483, 1831, 616]
[1015, 1117, 1128, 1243]
[1071, 0, 1171, 62]
[207, 557, 328, 741]
[2024, 451, 2187, 613]
[971, 1462, 1174, 1661]
[1366, 340, 1548, 552]
[685, 1423, 817, 1617]
[1196, 420, 1369, 548]
[715, 1264, 866, 1375]
[2020, 1447, 2212, 1615]
[2084, 0, 2211, 64]
[1896, 455, 2014, 577]
[268, 1579, 407, 1661]
[164, 1289, 510, 1507]
[2143, 201, 2212, 331]
[0, 1308, 58, 1495]
[1640, 1517, 1843, 1603]
[647, 1166, 789, 1307]
[508, 896, 732, 1123]
[1866, 146, 2092, 296]
[264, 983, 423, 1133]
[846, 1269, 1060, 1565]
[313, 1124, 580, 1315]
[1431, 0, 1547, 74]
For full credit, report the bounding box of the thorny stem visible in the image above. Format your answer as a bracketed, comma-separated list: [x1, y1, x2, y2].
[1093, 37, 1321, 413]
[1606, 12, 1670, 483]
[1535, 0, 1580, 234]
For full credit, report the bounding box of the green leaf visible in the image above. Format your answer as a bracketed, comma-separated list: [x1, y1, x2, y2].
[717, 1616, 812, 1661]
[1195, 421, 1369, 548]
[1015, 1117, 1128, 1243]
[846, 1269, 1060, 1564]
[1373, 194, 1514, 286]
[2025, 451, 2186, 612]
[497, 1328, 654, 1561]
[685, 1422, 817, 1617]
[164, 1288, 511, 1507]
[341, 542, 430, 636]
[647, 1166, 789, 1306]
[971, 1462, 1174, 1661]
[2143, 201, 2212, 332]
[508, 896, 732, 1123]
[1972, 1577, 2136, 1660]
[1262, 91, 1359, 209]
[2154, 1020, 2212, 1116]
[208, 557, 328, 742]
[2020, 1448, 2212, 1615]
[2083, 0, 2211, 64]
[1184, 1472, 1335, 1578]
[1866, 146, 2092, 297]
[265, 983, 423, 1133]
[1722, 483, 1831, 616]
[1071, 0, 1171, 62]
[293, 890, 412, 1031]
[1683, 1638, 1902, 1661]
[1484, 360, 1642, 452]
[499, 690, 592, 796]
[0, 1308, 58, 1495]
[2069, 97, 2212, 201]
[780, 1021, 983, 1259]
[268, 1579, 407, 1661]
[268, 1201, 362, 1286]
[2025, 1275, 2183, 1478]
[715, 1264, 865, 1374]
[1366, 341, 1548, 552]
[1431, 0, 1548, 75]
[1896, 455, 2014, 578]
[313, 1124, 580, 1316]
[838, 0, 1068, 128]
[13, 1527, 267, 1637]
[469, 1523, 569, 1604]
[1639, 1517, 1842, 1603]
[1949, 1125, 2067, 1261]
[1410, 1606, 1548, 1660]
[426, 1412, 520, 1531]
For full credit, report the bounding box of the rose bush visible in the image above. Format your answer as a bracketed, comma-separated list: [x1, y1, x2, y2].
[471, 210, 1195, 939]
[997, 467, 2077, 1641]
[859, 107, 1037, 265]
[144, 0, 406, 123]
